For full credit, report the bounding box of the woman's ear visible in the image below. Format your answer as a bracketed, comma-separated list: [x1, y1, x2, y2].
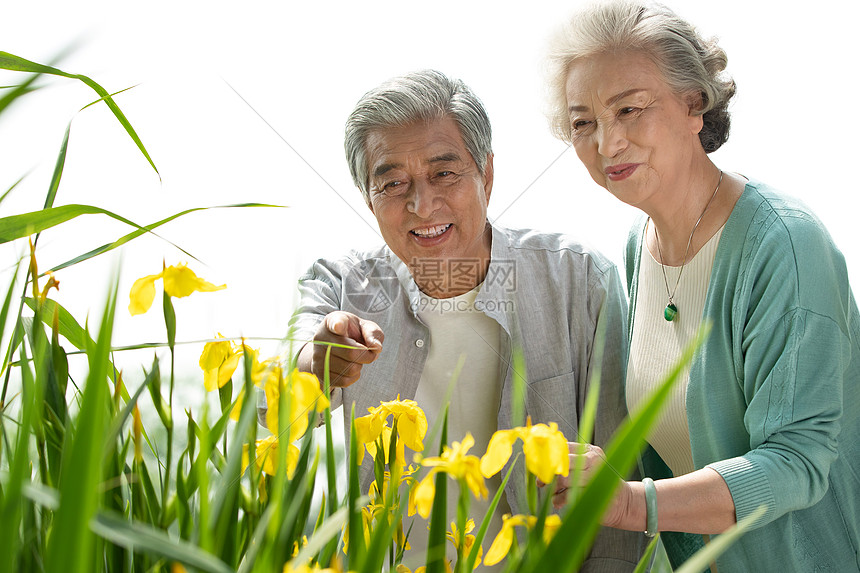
[686, 91, 705, 135]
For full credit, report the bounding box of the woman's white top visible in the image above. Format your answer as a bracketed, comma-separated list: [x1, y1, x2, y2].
[626, 225, 724, 477]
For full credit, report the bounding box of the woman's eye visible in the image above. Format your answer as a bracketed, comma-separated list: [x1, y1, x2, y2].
[618, 106, 640, 117]
[572, 119, 594, 133]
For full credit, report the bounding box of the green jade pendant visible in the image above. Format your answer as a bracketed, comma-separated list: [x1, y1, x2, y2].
[664, 303, 678, 322]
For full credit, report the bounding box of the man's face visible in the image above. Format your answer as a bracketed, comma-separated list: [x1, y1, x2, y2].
[365, 117, 494, 297]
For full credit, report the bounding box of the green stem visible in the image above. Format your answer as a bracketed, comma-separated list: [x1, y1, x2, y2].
[526, 470, 537, 516]
[456, 480, 469, 573]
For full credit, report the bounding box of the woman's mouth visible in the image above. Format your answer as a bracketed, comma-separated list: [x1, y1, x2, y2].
[604, 164, 639, 181]
[411, 223, 452, 239]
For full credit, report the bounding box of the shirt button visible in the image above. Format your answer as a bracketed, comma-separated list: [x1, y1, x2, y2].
[415, 339, 425, 348]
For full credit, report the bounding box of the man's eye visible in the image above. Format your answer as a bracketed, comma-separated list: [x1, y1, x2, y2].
[374, 180, 407, 197]
[437, 170, 454, 178]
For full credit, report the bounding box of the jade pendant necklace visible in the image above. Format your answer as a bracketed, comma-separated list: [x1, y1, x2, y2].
[652, 170, 723, 322]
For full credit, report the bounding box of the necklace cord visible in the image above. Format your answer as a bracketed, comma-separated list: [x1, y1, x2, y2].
[652, 170, 724, 309]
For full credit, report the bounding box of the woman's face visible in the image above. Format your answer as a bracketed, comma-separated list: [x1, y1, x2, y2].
[564, 51, 704, 210]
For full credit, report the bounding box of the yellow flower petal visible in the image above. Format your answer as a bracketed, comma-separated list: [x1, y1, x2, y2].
[162, 264, 226, 298]
[199, 337, 241, 391]
[413, 472, 437, 519]
[483, 514, 517, 566]
[522, 423, 570, 484]
[128, 272, 162, 316]
[480, 429, 518, 478]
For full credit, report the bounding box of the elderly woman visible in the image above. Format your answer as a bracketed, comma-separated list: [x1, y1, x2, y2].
[544, 1, 860, 571]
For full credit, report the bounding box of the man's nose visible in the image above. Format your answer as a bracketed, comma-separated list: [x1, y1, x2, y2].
[406, 179, 442, 218]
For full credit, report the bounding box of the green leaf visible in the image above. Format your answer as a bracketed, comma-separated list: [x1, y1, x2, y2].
[91, 511, 233, 573]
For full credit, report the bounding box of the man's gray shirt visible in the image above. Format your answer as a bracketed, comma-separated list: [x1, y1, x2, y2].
[290, 224, 643, 571]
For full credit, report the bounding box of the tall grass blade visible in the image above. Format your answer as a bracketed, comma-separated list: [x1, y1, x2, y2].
[46, 203, 283, 273]
[292, 505, 350, 566]
[0, 72, 42, 116]
[92, 511, 233, 573]
[43, 122, 70, 211]
[319, 346, 340, 566]
[0, 343, 37, 572]
[44, 278, 118, 573]
[529, 324, 710, 573]
[0, 51, 159, 177]
[631, 535, 660, 573]
[463, 455, 517, 572]
[425, 406, 449, 573]
[346, 405, 365, 571]
[0, 174, 28, 208]
[25, 297, 96, 351]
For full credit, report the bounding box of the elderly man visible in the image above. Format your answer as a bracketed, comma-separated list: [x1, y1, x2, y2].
[290, 70, 640, 571]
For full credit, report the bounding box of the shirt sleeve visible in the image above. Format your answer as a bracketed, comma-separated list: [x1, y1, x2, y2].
[287, 257, 347, 412]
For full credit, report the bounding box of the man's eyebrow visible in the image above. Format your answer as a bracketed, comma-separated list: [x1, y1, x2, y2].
[568, 88, 646, 113]
[372, 152, 462, 178]
[373, 162, 400, 178]
[428, 152, 460, 164]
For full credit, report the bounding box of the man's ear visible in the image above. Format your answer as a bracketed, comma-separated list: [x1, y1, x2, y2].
[483, 153, 495, 204]
[365, 190, 375, 214]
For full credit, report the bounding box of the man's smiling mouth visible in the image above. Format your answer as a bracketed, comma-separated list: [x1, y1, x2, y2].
[411, 224, 452, 238]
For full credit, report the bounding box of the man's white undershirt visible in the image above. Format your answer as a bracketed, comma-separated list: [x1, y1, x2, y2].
[402, 284, 510, 570]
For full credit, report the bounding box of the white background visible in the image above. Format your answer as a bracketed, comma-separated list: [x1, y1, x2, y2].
[2, 1, 858, 381]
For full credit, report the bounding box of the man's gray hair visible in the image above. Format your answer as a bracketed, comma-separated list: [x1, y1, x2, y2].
[546, 0, 736, 153]
[344, 70, 493, 204]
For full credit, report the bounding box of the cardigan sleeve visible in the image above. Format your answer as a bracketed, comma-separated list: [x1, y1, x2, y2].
[707, 205, 852, 527]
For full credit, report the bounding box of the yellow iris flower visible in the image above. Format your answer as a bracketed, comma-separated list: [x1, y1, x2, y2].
[446, 519, 482, 569]
[264, 368, 330, 442]
[480, 418, 569, 485]
[354, 396, 427, 457]
[483, 513, 562, 566]
[199, 335, 242, 391]
[411, 433, 488, 519]
[129, 263, 225, 316]
[241, 434, 300, 478]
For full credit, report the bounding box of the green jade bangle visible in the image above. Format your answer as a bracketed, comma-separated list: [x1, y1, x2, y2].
[643, 477, 658, 537]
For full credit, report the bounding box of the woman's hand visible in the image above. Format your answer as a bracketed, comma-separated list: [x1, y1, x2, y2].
[537, 442, 633, 527]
